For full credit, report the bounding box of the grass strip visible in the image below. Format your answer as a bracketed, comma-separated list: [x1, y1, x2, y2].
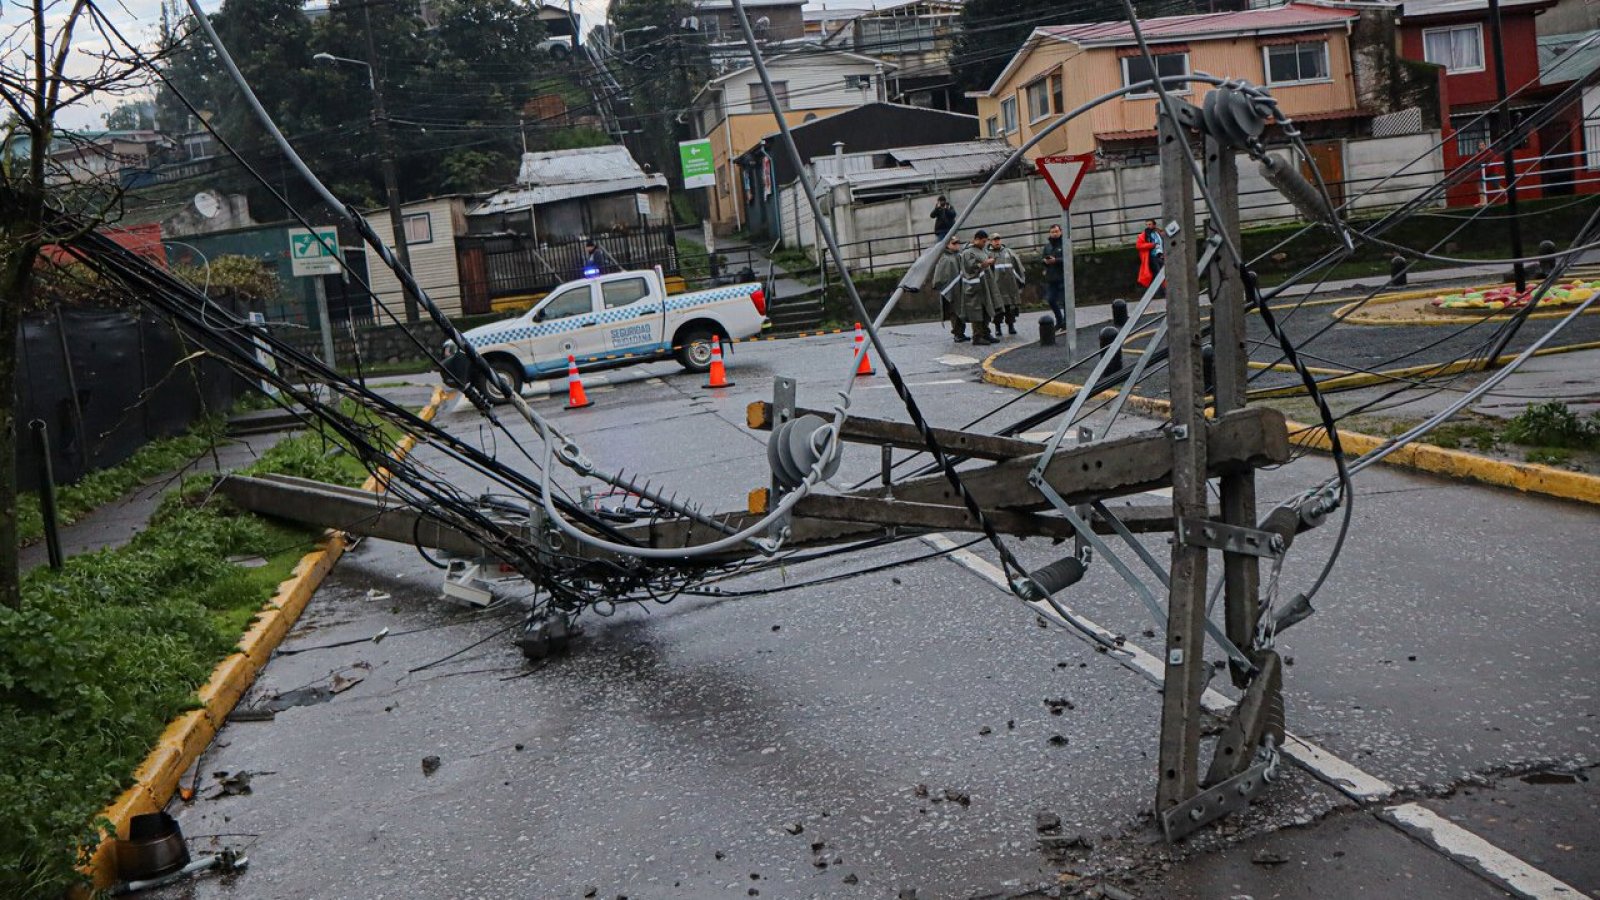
[0, 409, 397, 898]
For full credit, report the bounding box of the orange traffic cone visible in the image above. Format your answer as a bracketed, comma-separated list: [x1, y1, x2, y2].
[705, 335, 734, 388]
[852, 322, 875, 377]
[564, 354, 593, 410]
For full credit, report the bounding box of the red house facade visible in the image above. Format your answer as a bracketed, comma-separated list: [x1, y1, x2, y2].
[1398, 0, 1596, 206]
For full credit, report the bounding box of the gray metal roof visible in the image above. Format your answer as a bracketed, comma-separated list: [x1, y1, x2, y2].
[1540, 30, 1600, 86]
[809, 139, 1013, 193]
[469, 146, 669, 216]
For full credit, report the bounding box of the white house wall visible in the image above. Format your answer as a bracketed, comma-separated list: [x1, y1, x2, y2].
[367, 197, 466, 318]
[774, 133, 1445, 268]
[717, 56, 887, 117]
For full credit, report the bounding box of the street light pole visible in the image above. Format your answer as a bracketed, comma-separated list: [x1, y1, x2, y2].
[359, 4, 420, 323]
[1487, 0, 1526, 292]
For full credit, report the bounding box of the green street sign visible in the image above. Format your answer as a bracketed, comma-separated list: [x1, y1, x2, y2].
[679, 138, 715, 190]
[288, 226, 341, 277]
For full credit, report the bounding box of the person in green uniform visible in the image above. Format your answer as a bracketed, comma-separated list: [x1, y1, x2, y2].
[930, 234, 967, 342]
[959, 230, 997, 345]
[988, 232, 1025, 336]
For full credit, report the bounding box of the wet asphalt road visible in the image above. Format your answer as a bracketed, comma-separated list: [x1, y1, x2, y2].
[1000, 298, 1600, 395]
[155, 322, 1598, 899]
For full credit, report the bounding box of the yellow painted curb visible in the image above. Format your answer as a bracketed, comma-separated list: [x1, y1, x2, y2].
[81, 385, 452, 891]
[980, 349, 1600, 506]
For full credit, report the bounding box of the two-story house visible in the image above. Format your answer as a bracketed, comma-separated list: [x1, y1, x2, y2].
[839, 0, 969, 112]
[970, 5, 1367, 173]
[689, 47, 896, 230]
[691, 0, 808, 71]
[1396, 0, 1579, 205]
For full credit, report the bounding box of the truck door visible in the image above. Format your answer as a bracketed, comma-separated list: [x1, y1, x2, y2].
[595, 274, 664, 359]
[527, 281, 601, 374]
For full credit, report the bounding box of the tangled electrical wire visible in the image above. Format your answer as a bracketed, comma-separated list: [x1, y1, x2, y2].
[56, 0, 1600, 666]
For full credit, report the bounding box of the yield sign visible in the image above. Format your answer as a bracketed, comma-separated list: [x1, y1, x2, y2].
[1035, 153, 1095, 210]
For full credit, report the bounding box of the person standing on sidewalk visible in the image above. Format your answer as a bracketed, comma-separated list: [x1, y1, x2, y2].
[988, 232, 1025, 336]
[930, 195, 957, 242]
[959, 230, 997, 345]
[1041, 223, 1066, 331]
[931, 234, 967, 342]
[1135, 220, 1164, 290]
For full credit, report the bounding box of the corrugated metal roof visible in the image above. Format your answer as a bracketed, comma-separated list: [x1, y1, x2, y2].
[1540, 30, 1600, 86]
[815, 139, 1012, 190]
[1039, 3, 1355, 46]
[469, 146, 668, 216]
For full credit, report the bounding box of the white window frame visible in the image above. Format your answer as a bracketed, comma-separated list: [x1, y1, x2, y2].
[1422, 24, 1484, 74]
[1025, 78, 1053, 123]
[1000, 96, 1018, 134]
[1262, 40, 1331, 86]
[1121, 52, 1191, 96]
[403, 212, 433, 245]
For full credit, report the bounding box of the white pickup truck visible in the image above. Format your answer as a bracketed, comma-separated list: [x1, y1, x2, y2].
[457, 269, 769, 398]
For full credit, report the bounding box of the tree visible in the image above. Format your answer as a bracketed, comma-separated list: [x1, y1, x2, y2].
[949, 0, 1180, 94]
[156, 0, 578, 211]
[607, 0, 711, 186]
[1, 0, 144, 609]
[103, 99, 155, 130]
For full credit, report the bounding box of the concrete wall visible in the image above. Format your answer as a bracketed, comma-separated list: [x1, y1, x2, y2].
[777, 132, 1446, 267]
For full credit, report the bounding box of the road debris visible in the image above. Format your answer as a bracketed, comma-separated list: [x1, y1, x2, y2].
[421, 755, 441, 776]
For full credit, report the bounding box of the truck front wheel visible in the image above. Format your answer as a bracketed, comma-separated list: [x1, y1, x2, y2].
[675, 329, 717, 373]
[480, 357, 525, 404]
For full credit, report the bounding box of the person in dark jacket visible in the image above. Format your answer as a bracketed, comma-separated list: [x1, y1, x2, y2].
[1041, 223, 1066, 332]
[930, 195, 957, 241]
[583, 240, 618, 275]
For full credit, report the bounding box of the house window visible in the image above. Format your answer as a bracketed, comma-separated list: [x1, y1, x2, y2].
[1122, 52, 1189, 94]
[1001, 96, 1018, 134]
[858, 15, 939, 53]
[1050, 74, 1063, 115]
[1265, 41, 1330, 85]
[403, 212, 433, 245]
[1025, 78, 1053, 123]
[986, 115, 1000, 137]
[749, 81, 789, 113]
[1423, 24, 1484, 73]
[1453, 117, 1491, 157]
[602, 276, 651, 310]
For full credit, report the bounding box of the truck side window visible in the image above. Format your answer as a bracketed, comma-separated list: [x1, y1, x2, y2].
[602, 277, 651, 310]
[539, 285, 593, 320]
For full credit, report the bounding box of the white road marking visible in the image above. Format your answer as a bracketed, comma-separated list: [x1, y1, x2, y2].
[920, 536, 1584, 897]
[1019, 431, 1067, 443]
[863, 378, 968, 390]
[936, 354, 980, 366]
[1382, 803, 1591, 899]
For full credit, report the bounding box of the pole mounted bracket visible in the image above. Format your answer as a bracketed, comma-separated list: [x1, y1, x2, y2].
[1174, 517, 1284, 559]
[1161, 743, 1280, 841]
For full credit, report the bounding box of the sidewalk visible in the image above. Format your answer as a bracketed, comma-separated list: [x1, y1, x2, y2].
[18, 429, 292, 573]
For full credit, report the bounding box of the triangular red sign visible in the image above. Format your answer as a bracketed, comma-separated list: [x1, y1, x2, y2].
[1036, 154, 1095, 210]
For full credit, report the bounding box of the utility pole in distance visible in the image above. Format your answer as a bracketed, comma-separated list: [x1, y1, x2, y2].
[359, 2, 420, 323]
[1487, 0, 1526, 292]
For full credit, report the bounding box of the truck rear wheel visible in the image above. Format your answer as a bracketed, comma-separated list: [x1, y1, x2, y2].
[676, 328, 717, 373]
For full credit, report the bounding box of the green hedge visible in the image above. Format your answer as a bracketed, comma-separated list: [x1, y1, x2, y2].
[0, 420, 376, 898]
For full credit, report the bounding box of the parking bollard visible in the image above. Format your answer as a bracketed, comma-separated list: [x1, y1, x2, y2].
[1038, 315, 1057, 347]
[1100, 326, 1122, 373]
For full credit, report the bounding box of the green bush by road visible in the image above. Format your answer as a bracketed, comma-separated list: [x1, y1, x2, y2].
[0, 419, 380, 899]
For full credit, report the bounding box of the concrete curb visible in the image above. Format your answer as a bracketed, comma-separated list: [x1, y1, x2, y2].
[81, 386, 452, 891]
[1245, 340, 1600, 400]
[980, 350, 1600, 506]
